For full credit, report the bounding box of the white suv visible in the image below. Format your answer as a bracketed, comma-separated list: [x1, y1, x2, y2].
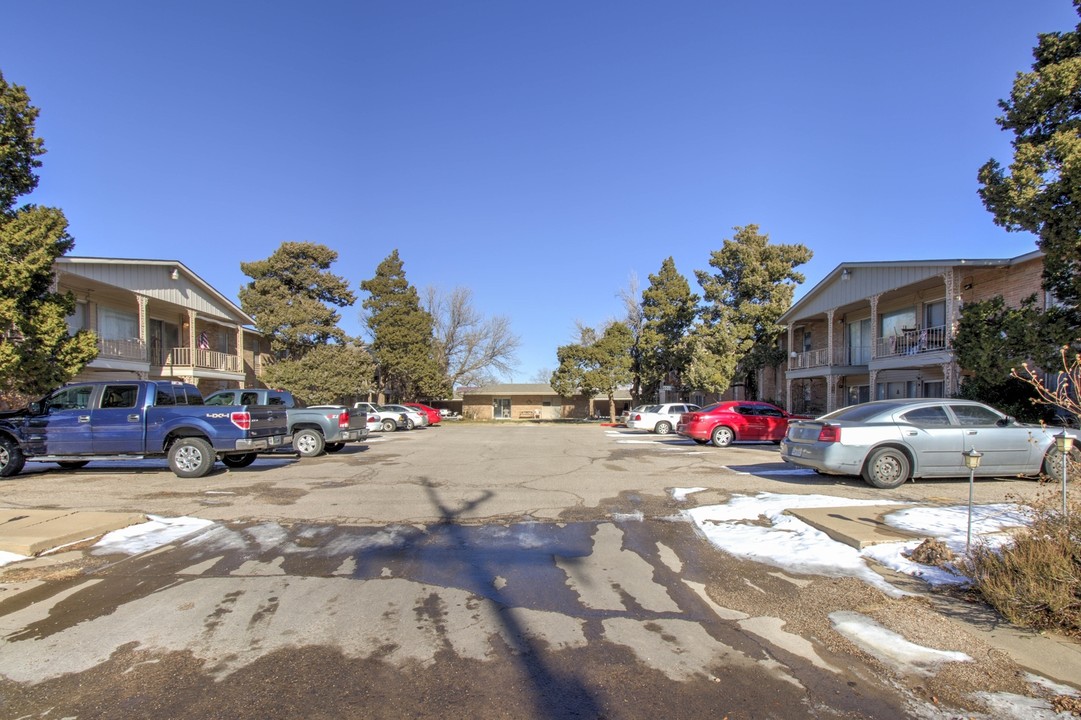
[626, 403, 700, 435]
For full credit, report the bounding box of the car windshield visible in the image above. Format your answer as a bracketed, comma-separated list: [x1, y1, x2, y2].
[819, 402, 907, 422]
[642, 405, 661, 413]
[698, 403, 724, 413]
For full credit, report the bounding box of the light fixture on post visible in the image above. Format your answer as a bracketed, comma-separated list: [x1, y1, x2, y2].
[170, 268, 180, 281]
[963, 448, 983, 552]
[1055, 431, 1074, 516]
[841, 268, 851, 281]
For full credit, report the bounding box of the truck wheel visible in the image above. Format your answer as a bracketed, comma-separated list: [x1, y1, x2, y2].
[221, 453, 258, 469]
[0, 436, 26, 478]
[325, 442, 345, 453]
[168, 437, 216, 478]
[381, 419, 397, 432]
[294, 428, 325, 457]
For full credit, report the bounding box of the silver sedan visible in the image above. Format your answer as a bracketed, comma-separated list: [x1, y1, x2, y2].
[780, 399, 1081, 489]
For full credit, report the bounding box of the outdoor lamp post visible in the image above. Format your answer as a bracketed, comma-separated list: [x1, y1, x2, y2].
[1055, 431, 1074, 516]
[963, 448, 983, 553]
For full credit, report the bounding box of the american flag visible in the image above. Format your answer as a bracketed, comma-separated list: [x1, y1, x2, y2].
[198, 331, 210, 350]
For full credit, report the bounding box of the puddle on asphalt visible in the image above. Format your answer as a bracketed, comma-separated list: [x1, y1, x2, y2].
[345, 522, 599, 615]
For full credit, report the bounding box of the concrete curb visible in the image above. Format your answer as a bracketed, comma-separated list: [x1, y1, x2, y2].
[0, 509, 146, 556]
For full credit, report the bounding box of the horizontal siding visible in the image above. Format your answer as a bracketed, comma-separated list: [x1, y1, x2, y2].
[59, 263, 243, 322]
[793, 265, 952, 319]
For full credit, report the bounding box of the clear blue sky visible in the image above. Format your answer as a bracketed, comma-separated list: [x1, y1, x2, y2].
[3, 1, 1076, 383]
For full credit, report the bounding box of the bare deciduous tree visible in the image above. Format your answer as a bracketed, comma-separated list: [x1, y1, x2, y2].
[424, 286, 521, 388]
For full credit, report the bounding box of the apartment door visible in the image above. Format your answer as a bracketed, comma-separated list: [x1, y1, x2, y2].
[493, 398, 511, 419]
[846, 319, 872, 365]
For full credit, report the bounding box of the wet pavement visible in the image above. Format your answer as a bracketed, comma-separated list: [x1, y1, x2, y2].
[0, 514, 911, 719]
[1, 424, 1077, 718]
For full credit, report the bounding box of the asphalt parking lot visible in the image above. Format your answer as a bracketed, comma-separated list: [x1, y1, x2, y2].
[2, 422, 1079, 719]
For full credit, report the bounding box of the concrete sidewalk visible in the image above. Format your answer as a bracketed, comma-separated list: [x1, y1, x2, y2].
[0, 509, 146, 557]
[786, 504, 923, 549]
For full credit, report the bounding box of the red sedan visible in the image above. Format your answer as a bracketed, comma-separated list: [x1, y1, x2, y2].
[676, 401, 801, 447]
[404, 402, 441, 426]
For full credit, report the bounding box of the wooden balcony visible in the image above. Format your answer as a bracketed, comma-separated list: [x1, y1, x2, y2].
[160, 346, 242, 373]
[875, 325, 949, 359]
[96, 337, 147, 362]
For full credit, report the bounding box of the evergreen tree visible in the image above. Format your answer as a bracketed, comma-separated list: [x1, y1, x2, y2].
[261, 344, 375, 406]
[551, 322, 633, 421]
[361, 250, 447, 400]
[978, 3, 1081, 316]
[0, 71, 97, 404]
[239, 241, 355, 358]
[638, 257, 698, 402]
[695, 225, 811, 397]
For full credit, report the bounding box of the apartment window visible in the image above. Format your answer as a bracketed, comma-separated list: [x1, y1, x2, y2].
[98, 307, 138, 340]
[880, 307, 916, 338]
[923, 381, 945, 398]
[924, 300, 946, 329]
[66, 301, 87, 335]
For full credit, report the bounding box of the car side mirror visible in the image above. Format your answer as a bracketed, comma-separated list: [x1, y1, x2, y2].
[997, 416, 1014, 427]
[28, 401, 42, 415]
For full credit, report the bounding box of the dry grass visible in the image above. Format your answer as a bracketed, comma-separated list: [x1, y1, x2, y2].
[964, 484, 1081, 636]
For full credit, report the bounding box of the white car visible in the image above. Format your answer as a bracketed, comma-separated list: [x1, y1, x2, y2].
[626, 403, 700, 435]
[381, 404, 428, 430]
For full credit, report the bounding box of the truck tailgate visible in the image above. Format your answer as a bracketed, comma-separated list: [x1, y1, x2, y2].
[243, 406, 289, 439]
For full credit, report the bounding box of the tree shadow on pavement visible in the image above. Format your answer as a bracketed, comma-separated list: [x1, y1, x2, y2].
[360, 478, 604, 719]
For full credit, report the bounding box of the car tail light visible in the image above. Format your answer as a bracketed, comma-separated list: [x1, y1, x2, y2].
[338, 410, 350, 428]
[817, 424, 841, 443]
[633, 414, 642, 421]
[230, 411, 251, 431]
[367, 416, 377, 423]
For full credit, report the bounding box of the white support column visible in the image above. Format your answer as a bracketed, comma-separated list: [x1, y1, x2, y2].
[136, 295, 149, 359]
[186, 309, 198, 350]
[826, 308, 835, 366]
[869, 294, 880, 359]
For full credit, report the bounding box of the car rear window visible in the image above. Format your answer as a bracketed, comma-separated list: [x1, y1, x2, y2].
[820, 403, 905, 422]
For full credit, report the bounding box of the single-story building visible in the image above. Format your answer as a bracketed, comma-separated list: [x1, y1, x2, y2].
[461, 384, 634, 420]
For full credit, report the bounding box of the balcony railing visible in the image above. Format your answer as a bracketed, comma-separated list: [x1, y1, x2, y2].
[162, 347, 242, 373]
[876, 325, 949, 358]
[97, 337, 146, 362]
[789, 346, 852, 370]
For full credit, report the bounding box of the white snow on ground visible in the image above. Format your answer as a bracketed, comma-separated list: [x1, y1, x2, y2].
[0, 550, 22, 567]
[670, 487, 707, 502]
[682, 491, 1036, 592]
[91, 515, 214, 556]
[829, 610, 972, 676]
[685, 493, 907, 596]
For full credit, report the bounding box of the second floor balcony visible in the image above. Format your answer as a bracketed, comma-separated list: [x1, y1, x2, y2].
[162, 346, 243, 373]
[788, 324, 951, 371]
[876, 324, 949, 359]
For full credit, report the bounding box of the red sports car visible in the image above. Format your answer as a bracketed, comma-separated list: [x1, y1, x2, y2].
[403, 402, 441, 426]
[676, 401, 803, 447]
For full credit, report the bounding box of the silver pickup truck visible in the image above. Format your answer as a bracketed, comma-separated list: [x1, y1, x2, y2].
[204, 389, 367, 457]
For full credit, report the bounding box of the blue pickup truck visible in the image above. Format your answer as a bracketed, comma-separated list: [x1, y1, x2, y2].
[0, 380, 290, 479]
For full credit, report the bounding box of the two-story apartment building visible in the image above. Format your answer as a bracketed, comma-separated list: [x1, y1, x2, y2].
[777, 250, 1047, 416]
[56, 257, 267, 392]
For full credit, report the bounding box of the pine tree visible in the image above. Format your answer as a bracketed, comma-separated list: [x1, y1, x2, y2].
[978, 3, 1081, 315]
[239, 241, 355, 358]
[694, 225, 811, 396]
[0, 71, 97, 404]
[361, 251, 448, 400]
[638, 257, 698, 402]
